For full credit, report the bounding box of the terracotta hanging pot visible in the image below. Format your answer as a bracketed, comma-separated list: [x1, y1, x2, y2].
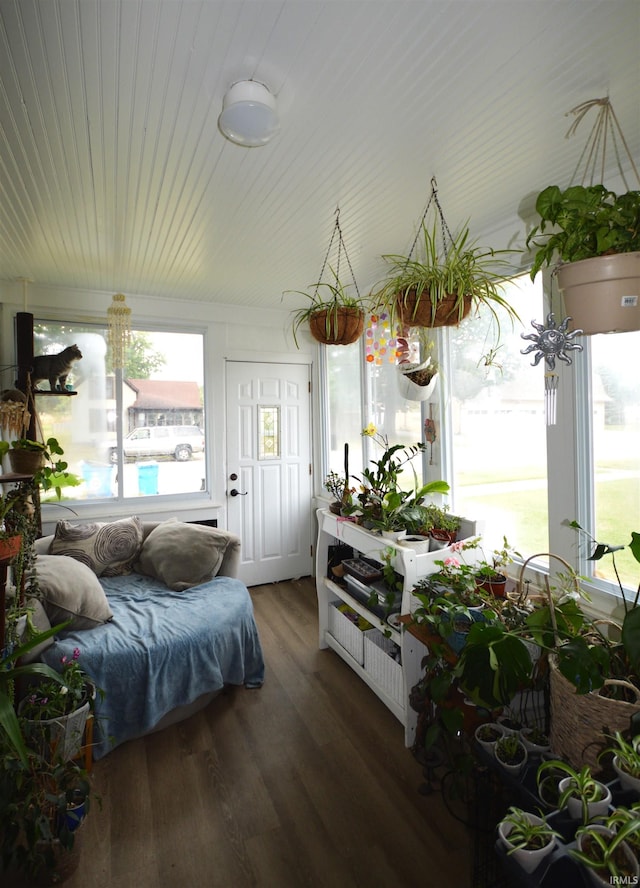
[395, 289, 473, 328]
[556, 251, 640, 334]
[308, 307, 364, 345]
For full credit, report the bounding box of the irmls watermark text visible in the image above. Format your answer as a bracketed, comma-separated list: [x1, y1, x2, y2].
[610, 877, 639, 886]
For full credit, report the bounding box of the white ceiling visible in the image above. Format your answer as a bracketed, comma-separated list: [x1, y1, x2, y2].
[0, 0, 638, 312]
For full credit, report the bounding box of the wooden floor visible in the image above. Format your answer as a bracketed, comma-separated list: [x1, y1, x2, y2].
[65, 577, 475, 888]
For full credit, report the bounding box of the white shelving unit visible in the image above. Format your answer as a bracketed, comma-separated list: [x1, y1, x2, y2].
[315, 508, 477, 746]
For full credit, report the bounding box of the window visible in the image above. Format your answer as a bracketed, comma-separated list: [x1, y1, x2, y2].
[323, 343, 364, 482]
[588, 331, 640, 589]
[32, 321, 206, 502]
[448, 275, 548, 553]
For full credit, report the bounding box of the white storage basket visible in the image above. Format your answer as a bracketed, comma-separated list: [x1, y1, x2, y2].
[328, 601, 371, 665]
[364, 629, 403, 705]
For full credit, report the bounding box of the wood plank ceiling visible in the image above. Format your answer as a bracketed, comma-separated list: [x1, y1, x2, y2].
[0, 0, 638, 310]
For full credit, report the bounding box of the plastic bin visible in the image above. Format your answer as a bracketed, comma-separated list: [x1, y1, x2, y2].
[137, 462, 159, 495]
[80, 462, 113, 497]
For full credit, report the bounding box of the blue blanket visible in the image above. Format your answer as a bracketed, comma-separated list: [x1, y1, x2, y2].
[41, 574, 265, 759]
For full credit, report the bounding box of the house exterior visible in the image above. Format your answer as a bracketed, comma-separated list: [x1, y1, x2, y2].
[124, 379, 203, 432]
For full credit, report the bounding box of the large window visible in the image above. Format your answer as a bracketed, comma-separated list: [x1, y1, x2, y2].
[448, 275, 548, 554]
[589, 331, 640, 589]
[33, 321, 206, 502]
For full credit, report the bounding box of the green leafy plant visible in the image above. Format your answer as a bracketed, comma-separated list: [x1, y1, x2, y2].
[371, 220, 519, 336]
[537, 759, 608, 824]
[288, 275, 367, 348]
[499, 806, 561, 854]
[600, 731, 640, 780]
[0, 437, 82, 499]
[572, 820, 640, 882]
[526, 184, 640, 280]
[19, 648, 92, 722]
[494, 732, 526, 766]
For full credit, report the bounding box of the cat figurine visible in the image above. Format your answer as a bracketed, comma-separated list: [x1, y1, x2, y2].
[31, 344, 83, 391]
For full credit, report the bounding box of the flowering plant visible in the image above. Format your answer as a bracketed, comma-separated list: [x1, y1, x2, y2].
[351, 425, 449, 531]
[19, 648, 92, 721]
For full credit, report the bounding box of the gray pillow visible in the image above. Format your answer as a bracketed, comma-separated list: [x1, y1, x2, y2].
[50, 516, 144, 576]
[134, 520, 230, 591]
[35, 554, 114, 629]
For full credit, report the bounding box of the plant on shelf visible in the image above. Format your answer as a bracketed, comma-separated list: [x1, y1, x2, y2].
[288, 275, 367, 348]
[498, 806, 561, 874]
[323, 471, 354, 514]
[536, 759, 611, 824]
[572, 819, 640, 885]
[345, 425, 449, 533]
[0, 437, 82, 499]
[599, 731, 640, 792]
[494, 732, 527, 772]
[526, 184, 640, 280]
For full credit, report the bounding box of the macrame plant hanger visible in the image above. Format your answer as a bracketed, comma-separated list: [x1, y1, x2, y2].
[521, 96, 640, 426]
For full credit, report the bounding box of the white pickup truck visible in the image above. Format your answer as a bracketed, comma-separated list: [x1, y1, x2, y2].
[109, 425, 205, 463]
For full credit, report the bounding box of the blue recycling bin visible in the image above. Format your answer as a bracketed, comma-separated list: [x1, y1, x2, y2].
[80, 462, 113, 497]
[138, 462, 159, 496]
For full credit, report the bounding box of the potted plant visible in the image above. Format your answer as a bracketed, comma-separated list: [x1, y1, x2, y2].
[494, 732, 528, 776]
[474, 721, 505, 752]
[395, 330, 439, 402]
[323, 471, 352, 515]
[0, 740, 93, 884]
[0, 438, 82, 500]
[520, 726, 551, 757]
[600, 731, 640, 794]
[526, 184, 640, 334]
[537, 759, 612, 824]
[18, 647, 96, 762]
[572, 820, 640, 886]
[498, 806, 561, 874]
[289, 277, 366, 347]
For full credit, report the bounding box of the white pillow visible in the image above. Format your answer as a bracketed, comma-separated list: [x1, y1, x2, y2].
[35, 554, 113, 630]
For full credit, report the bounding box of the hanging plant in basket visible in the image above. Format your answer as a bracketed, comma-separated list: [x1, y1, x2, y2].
[287, 209, 366, 348]
[525, 97, 640, 335]
[371, 177, 519, 337]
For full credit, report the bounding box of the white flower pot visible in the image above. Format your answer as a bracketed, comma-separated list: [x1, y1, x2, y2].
[576, 824, 639, 886]
[613, 755, 640, 795]
[474, 722, 505, 753]
[559, 777, 611, 821]
[498, 813, 556, 874]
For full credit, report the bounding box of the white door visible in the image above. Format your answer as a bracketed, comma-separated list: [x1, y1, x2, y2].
[226, 361, 313, 586]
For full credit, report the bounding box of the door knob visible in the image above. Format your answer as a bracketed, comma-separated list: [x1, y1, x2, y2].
[229, 488, 248, 497]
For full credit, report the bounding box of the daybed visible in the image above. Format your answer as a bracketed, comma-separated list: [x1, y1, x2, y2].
[31, 516, 265, 759]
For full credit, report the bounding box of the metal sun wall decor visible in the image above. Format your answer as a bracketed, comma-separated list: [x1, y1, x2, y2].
[520, 313, 583, 425]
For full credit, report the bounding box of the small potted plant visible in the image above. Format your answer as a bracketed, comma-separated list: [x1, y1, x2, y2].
[520, 726, 551, 757]
[498, 805, 561, 874]
[537, 759, 612, 824]
[0, 437, 82, 499]
[572, 818, 640, 886]
[526, 183, 640, 335]
[474, 721, 505, 753]
[600, 731, 640, 795]
[495, 732, 528, 776]
[18, 647, 96, 762]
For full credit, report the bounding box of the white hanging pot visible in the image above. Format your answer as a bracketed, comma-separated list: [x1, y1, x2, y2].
[556, 251, 640, 334]
[397, 361, 438, 401]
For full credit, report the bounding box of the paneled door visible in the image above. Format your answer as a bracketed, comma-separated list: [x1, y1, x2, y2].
[225, 361, 313, 586]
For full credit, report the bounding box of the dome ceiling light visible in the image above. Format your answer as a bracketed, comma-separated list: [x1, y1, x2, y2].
[218, 80, 279, 147]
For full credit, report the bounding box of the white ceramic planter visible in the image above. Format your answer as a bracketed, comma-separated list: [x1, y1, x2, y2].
[559, 777, 612, 821]
[575, 824, 639, 886]
[613, 755, 640, 795]
[474, 722, 505, 753]
[498, 812, 556, 875]
[520, 727, 551, 757]
[494, 738, 528, 777]
[397, 534, 431, 554]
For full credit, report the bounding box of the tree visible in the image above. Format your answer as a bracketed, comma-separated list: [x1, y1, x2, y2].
[107, 332, 166, 378]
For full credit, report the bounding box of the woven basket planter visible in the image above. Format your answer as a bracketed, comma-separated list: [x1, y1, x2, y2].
[308, 307, 364, 345]
[549, 658, 640, 771]
[9, 449, 45, 475]
[395, 289, 472, 328]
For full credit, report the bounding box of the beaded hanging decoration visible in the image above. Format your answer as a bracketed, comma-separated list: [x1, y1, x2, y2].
[107, 293, 132, 370]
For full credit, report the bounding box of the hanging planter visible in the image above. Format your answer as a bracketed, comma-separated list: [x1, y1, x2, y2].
[288, 208, 366, 348]
[526, 98, 640, 335]
[370, 177, 518, 339]
[395, 331, 439, 402]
